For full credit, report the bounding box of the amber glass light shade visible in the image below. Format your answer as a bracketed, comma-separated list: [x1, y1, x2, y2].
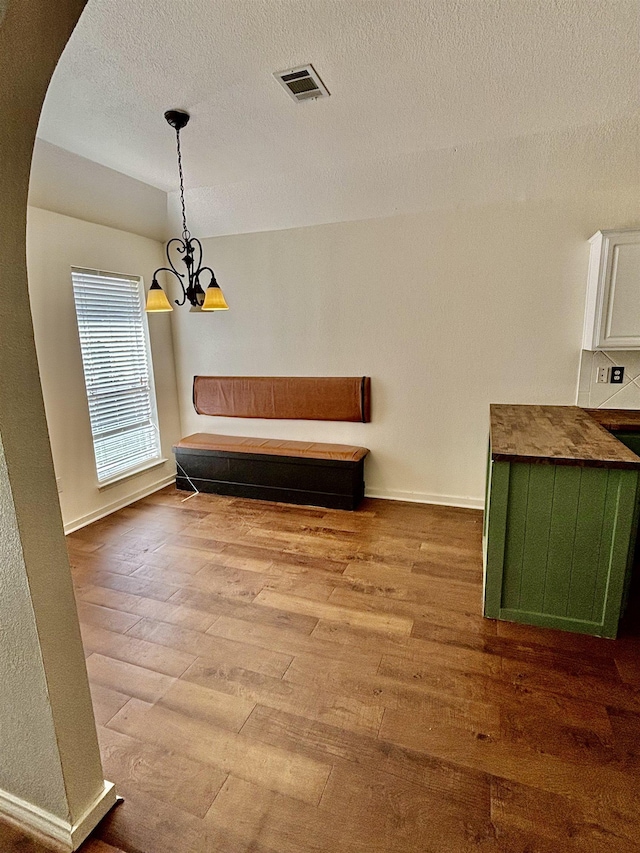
[201, 283, 229, 311]
[146, 280, 173, 312]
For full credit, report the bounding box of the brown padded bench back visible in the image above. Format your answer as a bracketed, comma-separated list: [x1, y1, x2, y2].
[193, 376, 371, 423]
[174, 433, 369, 462]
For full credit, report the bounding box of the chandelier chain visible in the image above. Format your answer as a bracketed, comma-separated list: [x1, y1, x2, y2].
[175, 128, 189, 238]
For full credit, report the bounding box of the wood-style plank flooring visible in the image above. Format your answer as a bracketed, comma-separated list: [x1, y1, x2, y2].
[11, 485, 640, 852]
[0, 820, 124, 853]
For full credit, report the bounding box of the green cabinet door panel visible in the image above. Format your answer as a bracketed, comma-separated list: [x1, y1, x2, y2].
[483, 448, 639, 638]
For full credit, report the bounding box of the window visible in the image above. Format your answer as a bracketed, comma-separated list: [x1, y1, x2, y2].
[71, 267, 162, 485]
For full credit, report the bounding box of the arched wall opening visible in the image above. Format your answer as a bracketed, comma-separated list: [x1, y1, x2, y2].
[0, 1, 115, 849]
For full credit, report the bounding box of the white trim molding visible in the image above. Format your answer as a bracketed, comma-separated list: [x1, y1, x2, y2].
[0, 780, 117, 851]
[365, 487, 484, 511]
[64, 473, 176, 534]
[97, 457, 168, 490]
[70, 782, 118, 849]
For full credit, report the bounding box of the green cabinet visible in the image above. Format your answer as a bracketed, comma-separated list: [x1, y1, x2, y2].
[483, 446, 639, 638]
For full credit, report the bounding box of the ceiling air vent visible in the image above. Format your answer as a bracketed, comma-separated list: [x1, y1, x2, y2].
[274, 64, 330, 103]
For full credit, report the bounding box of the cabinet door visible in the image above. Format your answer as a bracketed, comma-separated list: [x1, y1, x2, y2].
[584, 230, 640, 350]
[483, 458, 639, 638]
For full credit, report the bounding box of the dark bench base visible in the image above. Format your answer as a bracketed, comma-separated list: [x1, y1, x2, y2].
[175, 448, 366, 510]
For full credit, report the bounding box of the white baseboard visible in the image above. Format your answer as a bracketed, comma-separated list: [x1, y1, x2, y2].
[64, 474, 176, 534]
[62, 476, 482, 530]
[365, 487, 484, 511]
[70, 781, 118, 848]
[0, 780, 117, 851]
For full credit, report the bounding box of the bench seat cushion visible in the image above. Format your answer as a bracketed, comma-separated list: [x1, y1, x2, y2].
[173, 433, 369, 509]
[174, 433, 369, 463]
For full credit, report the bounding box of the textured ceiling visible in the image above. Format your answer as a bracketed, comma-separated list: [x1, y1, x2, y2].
[38, 0, 640, 236]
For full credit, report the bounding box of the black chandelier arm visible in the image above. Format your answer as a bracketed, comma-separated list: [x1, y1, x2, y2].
[186, 242, 206, 306]
[165, 237, 192, 304]
[152, 265, 184, 282]
[195, 266, 218, 288]
[188, 236, 204, 273]
[166, 237, 187, 269]
[151, 265, 188, 306]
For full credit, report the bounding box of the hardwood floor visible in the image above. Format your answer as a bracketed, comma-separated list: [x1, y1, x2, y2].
[15, 485, 640, 852]
[0, 820, 124, 853]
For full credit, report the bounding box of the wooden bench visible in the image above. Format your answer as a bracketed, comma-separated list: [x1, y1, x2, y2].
[174, 376, 371, 510]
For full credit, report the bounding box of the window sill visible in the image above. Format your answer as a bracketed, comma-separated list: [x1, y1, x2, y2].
[97, 457, 169, 490]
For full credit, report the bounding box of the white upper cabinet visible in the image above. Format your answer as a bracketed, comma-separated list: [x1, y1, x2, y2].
[583, 229, 640, 350]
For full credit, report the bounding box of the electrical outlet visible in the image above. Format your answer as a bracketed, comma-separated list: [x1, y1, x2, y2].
[611, 366, 625, 384]
[56, 477, 63, 493]
[597, 366, 610, 384]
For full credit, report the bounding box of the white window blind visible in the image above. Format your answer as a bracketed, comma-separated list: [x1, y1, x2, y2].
[71, 268, 162, 484]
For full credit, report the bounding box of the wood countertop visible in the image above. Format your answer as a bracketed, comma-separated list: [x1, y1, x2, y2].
[585, 408, 640, 432]
[490, 404, 640, 469]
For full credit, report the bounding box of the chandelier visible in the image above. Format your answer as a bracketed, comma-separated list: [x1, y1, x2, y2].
[146, 110, 229, 313]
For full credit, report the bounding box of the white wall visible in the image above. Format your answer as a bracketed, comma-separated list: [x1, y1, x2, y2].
[30, 138, 167, 242]
[27, 206, 181, 531]
[0, 435, 72, 817]
[172, 189, 640, 508]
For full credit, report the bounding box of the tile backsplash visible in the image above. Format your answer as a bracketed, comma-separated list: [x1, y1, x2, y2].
[577, 350, 640, 409]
